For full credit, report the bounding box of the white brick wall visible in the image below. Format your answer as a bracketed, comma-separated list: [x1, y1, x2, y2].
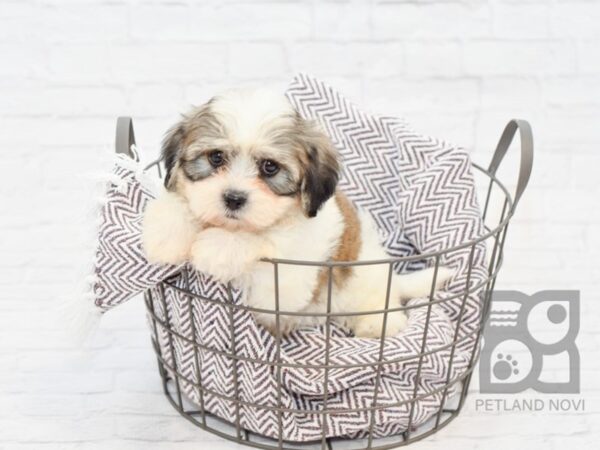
[1, 0, 599, 448]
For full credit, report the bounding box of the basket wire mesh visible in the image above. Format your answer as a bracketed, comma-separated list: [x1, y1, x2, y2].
[115, 117, 533, 450]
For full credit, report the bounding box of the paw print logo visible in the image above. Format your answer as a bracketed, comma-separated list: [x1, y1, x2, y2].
[483, 338, 532, 387]
[494, 353, 519, 380]
[480, 291, 579, 394]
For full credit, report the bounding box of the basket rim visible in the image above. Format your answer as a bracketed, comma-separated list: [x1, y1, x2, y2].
[159, 248, 502, 318]
[144, 159, 512, 268]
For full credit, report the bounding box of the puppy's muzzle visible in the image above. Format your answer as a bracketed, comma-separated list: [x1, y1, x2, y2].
[223, 190, 248, 211]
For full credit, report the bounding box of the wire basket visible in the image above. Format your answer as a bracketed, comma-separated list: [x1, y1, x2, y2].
[116, 117, 533, 449]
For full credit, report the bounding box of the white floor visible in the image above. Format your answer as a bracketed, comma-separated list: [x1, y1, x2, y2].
[0, 296, 596, 450]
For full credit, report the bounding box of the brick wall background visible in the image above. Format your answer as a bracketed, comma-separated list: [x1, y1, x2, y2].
[0, 0, 598, 448]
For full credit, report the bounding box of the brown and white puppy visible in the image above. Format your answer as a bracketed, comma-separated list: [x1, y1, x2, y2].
[142, 89, 452, 338]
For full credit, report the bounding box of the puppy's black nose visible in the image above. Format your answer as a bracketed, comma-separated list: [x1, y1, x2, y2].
[223, 190, 247, 211]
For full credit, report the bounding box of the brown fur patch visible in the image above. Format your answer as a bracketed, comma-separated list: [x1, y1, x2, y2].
[311, 191, 362, 303]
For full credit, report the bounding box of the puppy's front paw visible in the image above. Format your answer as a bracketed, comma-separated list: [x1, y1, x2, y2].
[190, 228, 270, 282]
[353, 311, 408, 338]
[142, 192, 196, 265]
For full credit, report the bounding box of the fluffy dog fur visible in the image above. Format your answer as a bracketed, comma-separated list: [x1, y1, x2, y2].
[142, 89, 453, 338]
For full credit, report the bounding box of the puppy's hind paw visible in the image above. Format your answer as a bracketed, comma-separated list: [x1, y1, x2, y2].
[353, 311, 408, 339]
[434, 266, 455, 289]
[395, 265, 454, 300]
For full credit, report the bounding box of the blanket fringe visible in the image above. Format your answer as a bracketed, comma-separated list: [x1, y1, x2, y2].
[56, 145, 159, 347]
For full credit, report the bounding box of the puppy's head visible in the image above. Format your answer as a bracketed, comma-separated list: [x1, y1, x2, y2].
[162, 89, 339, 232]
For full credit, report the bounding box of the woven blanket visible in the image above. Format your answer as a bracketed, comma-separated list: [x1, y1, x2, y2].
[91, 74, 487, 441]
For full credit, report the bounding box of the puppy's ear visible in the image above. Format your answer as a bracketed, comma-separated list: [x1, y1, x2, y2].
[162, 122, 186, 190]
[299, 125, 340, 218]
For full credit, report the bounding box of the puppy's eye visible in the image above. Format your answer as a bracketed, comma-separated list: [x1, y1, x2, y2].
[260, 159, 279, 177]
[207, 150, 225, 168]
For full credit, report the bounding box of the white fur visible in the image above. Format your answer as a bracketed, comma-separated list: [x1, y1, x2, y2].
[143, 191, 452, 337]
[229, 198, 453, 337]
[142, 190, 196, 265]
[190, 227, 274, 282]
[248, 196, 344, 332]
[210, 88, 298, 150]
[142, 89, 453, 338]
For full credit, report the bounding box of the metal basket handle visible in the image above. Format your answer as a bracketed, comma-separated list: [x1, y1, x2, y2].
[487, 119, 534, 213]
[115, 116, 137, 160]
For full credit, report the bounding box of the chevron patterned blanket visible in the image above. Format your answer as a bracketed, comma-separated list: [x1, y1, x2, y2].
[91, 74, 487, 441]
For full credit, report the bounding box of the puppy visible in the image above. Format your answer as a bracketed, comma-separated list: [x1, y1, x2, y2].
[142, 89, 452, 338]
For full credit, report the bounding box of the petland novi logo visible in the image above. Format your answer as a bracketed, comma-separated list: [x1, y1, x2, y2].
[479, 290, 580, 394]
